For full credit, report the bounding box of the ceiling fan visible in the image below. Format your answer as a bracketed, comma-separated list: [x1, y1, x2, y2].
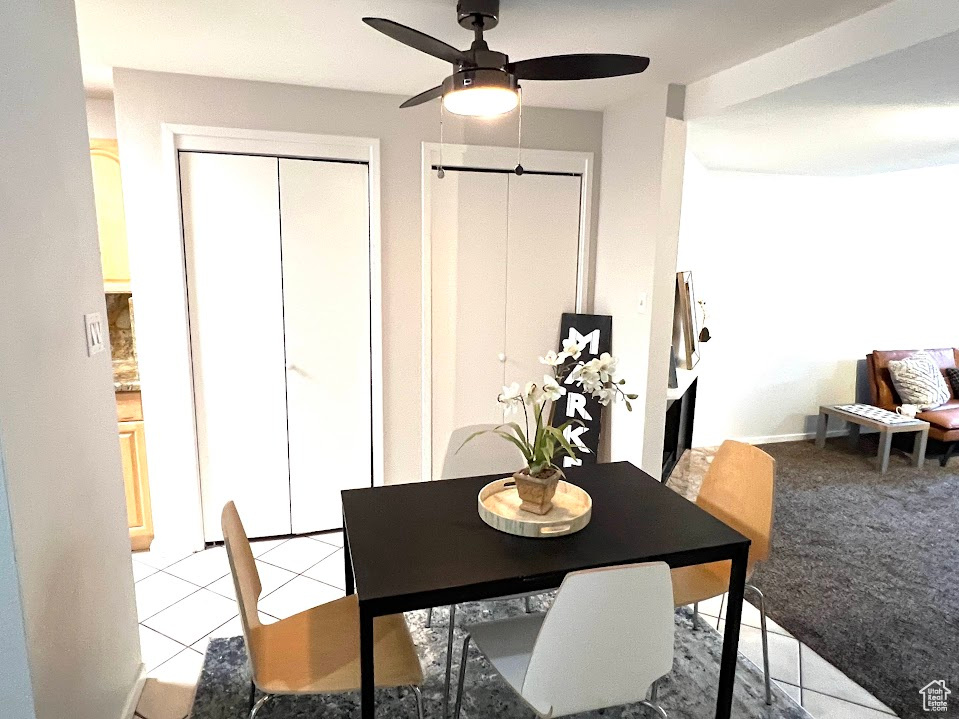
[363, 0, 650, 117]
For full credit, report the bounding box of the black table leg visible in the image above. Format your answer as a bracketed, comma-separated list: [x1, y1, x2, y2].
[343, 510, 355, 596]
[716, 545, 748, 719]
[360, 603, 375, 719]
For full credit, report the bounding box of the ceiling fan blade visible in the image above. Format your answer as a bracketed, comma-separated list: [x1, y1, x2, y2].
[363, 17, 466, 65]
[399, 85, 444, 109]
[508, 53, 650, 81]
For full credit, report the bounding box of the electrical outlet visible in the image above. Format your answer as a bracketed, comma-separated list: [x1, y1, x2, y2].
[84, 313, 105, 356]
[637, 292, 648, 314]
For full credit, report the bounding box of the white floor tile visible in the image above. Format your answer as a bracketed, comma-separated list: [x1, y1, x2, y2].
[139, 625, 186, 672]
[136, 649, 202, 719]
[802, 688, 896, 718]
[163, 547, 230, 587]
[135, 572, 199, 621]
[132, 559, 158, 582]
[311, 530, 344, 547]
[190, 611, 278, 654]
[800, 644, 894, 713]
[133, 547, 192, 571]
[697, 593, 724, 618]
[719, 620, 800, 685]
[257, 536, 338, 574]
[143, 588, 238, 646]
[302, 549, 346, 589]
[257, 575, 344, 620]
[250, 537, 290, 557]
[205, 559, 297, 601]
[721, 596, 794, 637]
[774, 680, 802, 705]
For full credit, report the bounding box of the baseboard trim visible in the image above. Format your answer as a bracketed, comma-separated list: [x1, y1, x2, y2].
[121, 662, 147, 719]
[734, 428, 850, 445]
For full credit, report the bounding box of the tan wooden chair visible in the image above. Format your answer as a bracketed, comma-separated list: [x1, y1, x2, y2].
[670, 440, 776, 705]
[221, 502, 425, 718]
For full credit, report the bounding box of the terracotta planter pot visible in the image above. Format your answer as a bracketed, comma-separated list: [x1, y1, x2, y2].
[513, 467, 564, 515]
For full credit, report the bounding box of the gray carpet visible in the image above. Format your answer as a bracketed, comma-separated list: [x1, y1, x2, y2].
[191, 600, 808, 718]
[749, 439, 959, 719]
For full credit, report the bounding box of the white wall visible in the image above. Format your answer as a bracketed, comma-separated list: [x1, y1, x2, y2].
[0, 1, 142, 717]
[678, 154, 959, 446]
[112, 68, 603, 551]
[594, 85, 687, 476]
[86, 96, 117, 138]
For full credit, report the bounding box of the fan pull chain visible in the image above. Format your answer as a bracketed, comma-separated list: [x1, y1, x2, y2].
[514, 87, 524, 176]
[437, 101, 446, 179]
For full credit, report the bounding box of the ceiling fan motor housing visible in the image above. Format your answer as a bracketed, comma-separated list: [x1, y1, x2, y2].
[457, 0, 499, 30]
[443, 67, 517, 95]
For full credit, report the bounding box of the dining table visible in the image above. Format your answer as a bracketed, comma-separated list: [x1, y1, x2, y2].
[341, 460, 751, 719]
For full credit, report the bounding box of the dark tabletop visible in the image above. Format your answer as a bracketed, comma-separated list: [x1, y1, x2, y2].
[342, 461, 749, 612]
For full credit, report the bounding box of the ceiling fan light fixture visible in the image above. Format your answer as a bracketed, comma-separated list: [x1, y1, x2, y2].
[442, 68, 518, 117]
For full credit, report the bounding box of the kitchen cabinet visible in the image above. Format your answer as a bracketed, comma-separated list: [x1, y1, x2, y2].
[90, 138, 131, 291]
[116, 392, 153, 550]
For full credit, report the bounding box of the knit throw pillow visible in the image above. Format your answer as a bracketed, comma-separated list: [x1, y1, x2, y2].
[887, 351, 950, 409]
[946, 367, 959, 399]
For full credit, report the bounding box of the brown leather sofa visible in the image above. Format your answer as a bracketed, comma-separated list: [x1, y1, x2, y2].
[866, 348, 959, 466]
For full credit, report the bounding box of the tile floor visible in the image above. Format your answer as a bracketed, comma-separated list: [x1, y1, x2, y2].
[132, 533, 899, 719]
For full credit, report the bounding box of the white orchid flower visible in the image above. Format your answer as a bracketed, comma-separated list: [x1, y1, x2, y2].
[538, 350, 566, 367]
[498, 382, 523, 414]
[562, 338, 585, 360]
[542, 375, 567, 402]
[524, 381, 544, 405]
[595, 387, 615, 405]
[596, 352, 617, 382]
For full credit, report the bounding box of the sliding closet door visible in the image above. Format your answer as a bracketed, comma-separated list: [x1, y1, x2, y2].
[504, 173, 582, 386]
[430, 170, 509, 480]
[280, 159, 372, 533]
[181, 152, 291, 541]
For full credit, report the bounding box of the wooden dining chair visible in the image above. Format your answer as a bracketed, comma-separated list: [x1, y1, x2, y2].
[670, 440, 776, 705]
[454, 562, 674, 719]
[221, 502, 425, 719]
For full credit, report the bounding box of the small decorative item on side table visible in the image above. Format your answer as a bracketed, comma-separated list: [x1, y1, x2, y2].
[461, 340, 636, 534]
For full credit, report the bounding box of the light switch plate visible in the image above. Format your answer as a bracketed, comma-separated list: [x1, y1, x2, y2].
[84, 313, 105, 356]
[637, 291, 648, 314]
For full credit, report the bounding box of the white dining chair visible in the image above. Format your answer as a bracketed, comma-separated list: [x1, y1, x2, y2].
[454, 562, 674, 719]
[430, 423, 531, 718]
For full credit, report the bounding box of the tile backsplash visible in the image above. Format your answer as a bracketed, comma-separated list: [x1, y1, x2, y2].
[105, 292, 139, 386]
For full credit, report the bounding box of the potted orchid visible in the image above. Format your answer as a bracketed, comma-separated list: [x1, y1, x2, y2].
[461, 339, 637, 515]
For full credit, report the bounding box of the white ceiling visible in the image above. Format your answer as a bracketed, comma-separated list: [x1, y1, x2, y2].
[75, 0, 891, 110]
[689, 29, 959, 174]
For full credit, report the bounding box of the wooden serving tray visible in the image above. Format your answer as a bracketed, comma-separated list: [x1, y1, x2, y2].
[478, 478, 592, 538]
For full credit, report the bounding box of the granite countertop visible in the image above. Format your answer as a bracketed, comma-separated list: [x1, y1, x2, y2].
[113, 359, 140, 393]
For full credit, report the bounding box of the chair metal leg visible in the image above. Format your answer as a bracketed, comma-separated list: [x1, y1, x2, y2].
[692, 601, 700, 630]
[453, 634, 472, 719]
[248, 680, 255, 712]
[443, 603, 457, 719]
[249, 693, 273, 719]
[410, 684, 425, 719]
[746, 584, 773, 705]
[425, 606, 434, 628]
[524, 595, 532, 613]
[638, 678, 668, 719]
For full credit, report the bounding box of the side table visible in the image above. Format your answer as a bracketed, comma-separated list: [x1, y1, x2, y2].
[816, 405, 929, 473]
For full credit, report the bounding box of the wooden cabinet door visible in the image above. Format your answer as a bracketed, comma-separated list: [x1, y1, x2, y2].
[118, 420, 154, 550]
[90, 139, 131, 291]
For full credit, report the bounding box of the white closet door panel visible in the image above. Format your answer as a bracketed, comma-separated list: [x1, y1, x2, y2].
[280, 159, 371, 533]
[181, 152, 291, 542]
[505, 173, 582, 387]
[430, 170, 509, 480]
